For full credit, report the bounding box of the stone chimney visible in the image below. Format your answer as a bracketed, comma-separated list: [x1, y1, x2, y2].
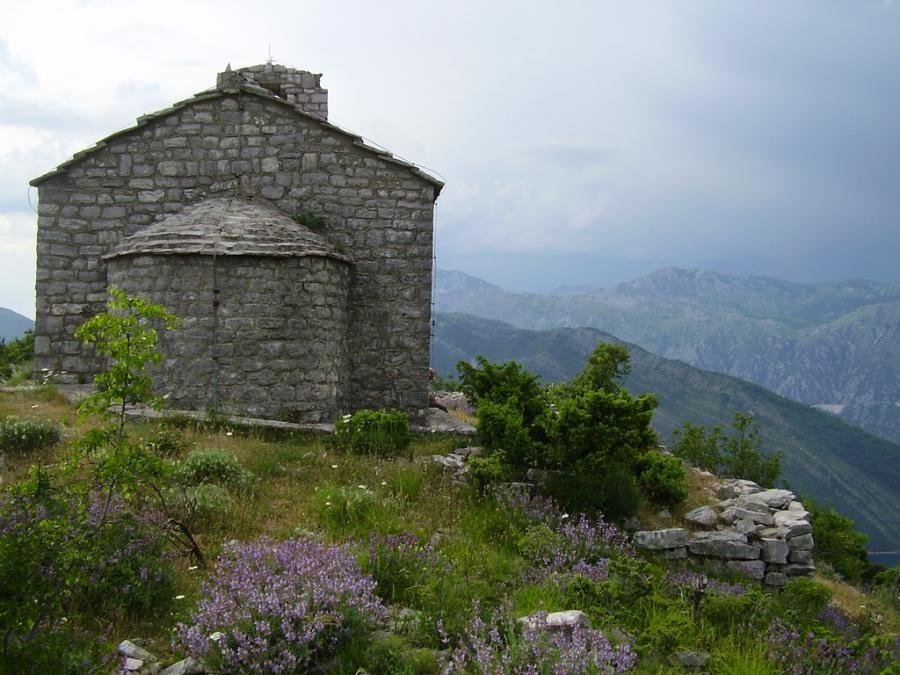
[216, 64, 328, 121]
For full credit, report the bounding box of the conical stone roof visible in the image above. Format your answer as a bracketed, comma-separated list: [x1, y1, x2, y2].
[105, 197, 350, 261]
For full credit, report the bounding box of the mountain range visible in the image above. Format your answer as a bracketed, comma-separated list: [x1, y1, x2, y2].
[434, 268, 900, 445]
[431, 312, 900, 555]
[0, 307, 33, 343]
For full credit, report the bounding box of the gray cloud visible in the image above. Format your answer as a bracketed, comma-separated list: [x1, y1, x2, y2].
[1, 0, 898, 310]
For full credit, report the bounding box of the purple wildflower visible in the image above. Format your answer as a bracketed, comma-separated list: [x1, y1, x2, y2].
[177, 536, 387, 672]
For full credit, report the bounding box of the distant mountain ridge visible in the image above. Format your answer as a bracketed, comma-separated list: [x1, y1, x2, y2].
[434, 268, 900, 444]
[431, 312, 900, 554]
[0, 307, 33, 342]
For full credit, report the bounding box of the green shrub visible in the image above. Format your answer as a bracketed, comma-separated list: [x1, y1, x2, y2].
[672, 413, 782, 488]
[334, 409, 411, 457]
[176, 449, 253, 491]
[545, 464, 643, 521]
[0, 486, 175, 668]
[365, 633, 440, 674]
[805, 500, 869, 583]
[467, 451, 506, 494]
[0, 332, 34, 381]
[167, 483, 233, 531]
[0, 416, 61, 454]
[546, 388, 657, 472]
[315, 484, 377, 532]
[777, 578, 830, 627]
[292, 209, 327, 231]
[636, 451, 688, 506]
[142, 425, 190, 458]
[476, 401, 541, 470]
[386, 466, 426, 501]
[457, 356, 546, 426]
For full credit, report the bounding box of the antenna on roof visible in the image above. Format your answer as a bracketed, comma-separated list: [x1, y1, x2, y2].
[267, 44, 275, 65]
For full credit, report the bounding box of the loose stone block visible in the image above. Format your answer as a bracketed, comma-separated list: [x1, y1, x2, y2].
[779, 520, 812, 538]
[688, 532, 761, 560]
[733, 507, 775, 525]
[789, 549, 812, 564]
[745, 489, 794, 509]
[726, 559, 766, 580]
[788, 534, 814, 551]
[519, 610, 589, 632]
[764, 572, 787, 587]
[760, 538, 789, 564]
[685, 505, 719, 528]
[634, 529, 689, 550]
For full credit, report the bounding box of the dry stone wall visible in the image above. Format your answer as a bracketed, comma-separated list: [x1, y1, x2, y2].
[33, 76, 438, 415]
[634, 479, 815, 586]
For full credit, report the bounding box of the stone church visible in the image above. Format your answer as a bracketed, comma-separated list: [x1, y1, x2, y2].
[30, 64, 443, 422]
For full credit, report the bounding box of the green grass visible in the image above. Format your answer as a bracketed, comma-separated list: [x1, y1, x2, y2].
[1, 388, 897, 673]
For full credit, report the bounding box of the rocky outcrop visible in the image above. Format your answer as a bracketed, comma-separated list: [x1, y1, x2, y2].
[633, 479, 814, 585]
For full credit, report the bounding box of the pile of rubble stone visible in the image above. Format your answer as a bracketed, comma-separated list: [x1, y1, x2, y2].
[633, 479, 814, 587]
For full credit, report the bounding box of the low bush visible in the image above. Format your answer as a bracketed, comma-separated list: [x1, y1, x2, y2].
[366, 532, 440, 606]
[365, 633, 439, 675]
[176, 449, 253, 491]
[445, 603, 637, 673]
[672, 413, 782, 488]
[636, 451, 688, 506]
[545, 464, 644, 521]
[0, 485, 174, 668]
[142, 425, 191, 458]
[167, 483, 233, 532]
[178, 536, 387, 672]
[334, 409, 411, 457]
[766, 618, 894, 674]
[315, 484, 377, 532]
[466, 451, 506, 494]
[805, 500, 870, 583]
[0, 416, 60, 454]
[386, 466, 425, 501]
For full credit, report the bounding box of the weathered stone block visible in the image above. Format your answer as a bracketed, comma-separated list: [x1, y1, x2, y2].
[789, 549, 812, 564]
[688, 532, 761, 560]
[764, 572, 787, 587]
[760, 538, 789, 564]
[634, 529, 689, 550]
[788, 534, 814, 551]
[685, 505, 719, 528]
[726, 559, 766, 580]
[745, 489, 794, 509]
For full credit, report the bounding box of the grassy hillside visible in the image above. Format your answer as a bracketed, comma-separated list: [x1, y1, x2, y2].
[432, 312, 900, 553]
[1, 387, 896, 673]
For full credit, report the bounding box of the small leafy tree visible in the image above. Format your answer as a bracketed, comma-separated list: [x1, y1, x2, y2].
[805, 499, 870, 583]
[75, 287, 182, 440]
[671, 412, 781, 487]
[73, 288, 204, 564]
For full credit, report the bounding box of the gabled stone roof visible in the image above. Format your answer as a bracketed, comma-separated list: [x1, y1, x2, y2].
[104, 197, 350, 262]
[30, 80, 443, 194]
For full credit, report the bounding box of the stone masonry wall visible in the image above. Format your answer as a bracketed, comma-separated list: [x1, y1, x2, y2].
[34, 92, 436, 414]
[217, 64, 328, 121]
[108, 253, 350, 422]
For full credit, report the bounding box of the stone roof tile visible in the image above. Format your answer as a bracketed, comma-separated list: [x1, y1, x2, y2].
[104, 197, 351, 262]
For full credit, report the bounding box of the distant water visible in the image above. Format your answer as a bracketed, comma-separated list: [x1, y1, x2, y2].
[868, 551, 900, 567]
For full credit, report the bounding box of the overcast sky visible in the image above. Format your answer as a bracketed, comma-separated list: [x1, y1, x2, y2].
[1, 0, 899, 317]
